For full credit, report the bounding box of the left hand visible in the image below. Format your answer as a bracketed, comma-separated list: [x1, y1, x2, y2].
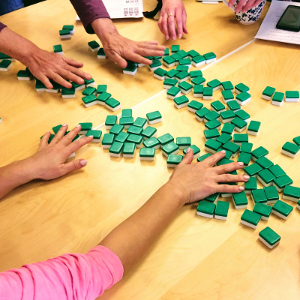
[158, 0, 188, 40]
[26, 124, 93, 181]
[228, 0, 264, 13]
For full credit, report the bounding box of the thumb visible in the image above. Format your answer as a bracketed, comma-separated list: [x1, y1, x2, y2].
[180, 148, 194, 165]
[60, 159, 88, 176]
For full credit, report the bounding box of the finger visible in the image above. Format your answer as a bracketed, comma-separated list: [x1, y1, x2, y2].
[179, 147, 194, 165]
[59, 159, 88, 176]
[39, 74, 53, 89]
[51, 123, 68, 144]
[215, 162, 244, 175]
[168, 14, 177, 40]
[202, 151, 226, 167]
[182, 11, 188, 34]
[162, 13, 169, 40]
[137, 42, 166, 51]
[66, 66, 91, 83]
[40, 131, 51, 149]
[228, 0, 236, 8]
[235, 0, 247, 13]
[60, 125, 82, 146]
[66, 65, 92, 81]
[124, 52, 152, 66]
[135, 47, 165, 58]
[106, 50, 128, 68]
[242, 0, 255, 12]
[63, 56, 84, 68]
[58, 69, 85, 85]
[67, 135, 93, 154]
[215, 184, 245, 194]
[175, 9, 183, 39]
[158, 16, 163, 33]
[47, 71, 72, 89]
[217, 174, 249, 183]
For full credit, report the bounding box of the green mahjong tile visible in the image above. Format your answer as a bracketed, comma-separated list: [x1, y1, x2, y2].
[244, 163, 263, 177]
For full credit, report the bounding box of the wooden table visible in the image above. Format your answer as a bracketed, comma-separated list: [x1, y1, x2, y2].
[1, 1, 300, 299]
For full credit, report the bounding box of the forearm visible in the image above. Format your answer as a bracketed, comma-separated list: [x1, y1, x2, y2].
[69, 0, 110, 34]
[0, 158, 35, 199]
[100, 182, 186, 272]
[91, 18, 117, 42]
[0, 27, 38, 64]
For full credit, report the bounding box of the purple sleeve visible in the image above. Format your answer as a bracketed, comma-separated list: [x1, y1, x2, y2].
[0, 246, 124, 300]
[0, 23, 7, 32]
[70, 0, 110, 34]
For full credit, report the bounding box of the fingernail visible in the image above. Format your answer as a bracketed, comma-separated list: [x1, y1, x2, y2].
[63, 123, 67, 127]
[238, 162, 244, 166]
[244, 175, 250, 180]
[179, 35, 182, 39]
[186, 148, 191, 153]
[166, 36, 169, 40]
[47, 131, 50, 133]
[239, 186, 244, 191]
[76, 124, 81, 128]
[80, 159, 87, 167]
[221, 150, 226, 154]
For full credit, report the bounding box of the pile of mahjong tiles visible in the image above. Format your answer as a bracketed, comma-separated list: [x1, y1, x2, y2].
[15, 67, 121, 111]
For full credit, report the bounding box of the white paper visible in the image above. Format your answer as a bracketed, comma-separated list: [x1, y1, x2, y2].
[76, 0, 143, 20]
[255, 0, 300, 45]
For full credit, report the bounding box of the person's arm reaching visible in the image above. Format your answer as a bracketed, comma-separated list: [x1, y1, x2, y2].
[100, 149, 247, 271]
[69, 0, 166, 68]
[0, 150, 248, 299]
[228, 0, 265, 13]
[158, 0, 188, 41]
[0, 124, 93, 200]
[0, 26, 91, 89]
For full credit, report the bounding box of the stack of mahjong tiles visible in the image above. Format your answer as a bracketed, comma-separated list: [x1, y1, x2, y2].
[81, 84, 121, 111]
[88, 40, 107, 60]
[103, 109, 202, 163]
[262, 86, 300, 106]
[0, 52, 16, 72]
[59, 25, 75, 40]
[31, 75, 98, 99]
[114, 45, 217, 77]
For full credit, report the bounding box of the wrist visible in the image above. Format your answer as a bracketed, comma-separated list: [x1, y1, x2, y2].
[91, 18, 118, 42]
[163, 181, 189, 206]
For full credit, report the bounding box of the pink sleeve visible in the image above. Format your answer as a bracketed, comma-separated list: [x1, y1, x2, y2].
[0, 246, 124, 300]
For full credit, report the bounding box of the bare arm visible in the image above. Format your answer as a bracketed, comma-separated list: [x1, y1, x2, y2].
[0, 125, 93, 200]
[100, 150, 248, 272]
[0, 27, 91, 89]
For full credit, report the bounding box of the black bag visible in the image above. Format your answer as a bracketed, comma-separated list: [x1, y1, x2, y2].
[143, 0, 163, 18]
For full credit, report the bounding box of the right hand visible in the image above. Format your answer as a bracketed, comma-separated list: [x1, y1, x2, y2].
[92, 18, 166, 68]
[24, 124, 93, 181]
[228, 0, 264, 13]
[158, 0, 188, 40]
[168, 149, 249, 204]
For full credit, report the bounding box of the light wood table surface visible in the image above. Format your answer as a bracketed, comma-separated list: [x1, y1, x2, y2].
[1, 1, 300, 300]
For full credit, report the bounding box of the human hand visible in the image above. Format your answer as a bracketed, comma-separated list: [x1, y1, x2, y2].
[92, 18, 165, 68]
[25, 124, 93, 181]
[167, 149, 249, 204]
[228, 0, 264, 13]
[158, 0, 188, 40]
[24, 48, 92, 89]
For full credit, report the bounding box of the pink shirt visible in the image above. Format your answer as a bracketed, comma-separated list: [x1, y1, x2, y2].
[0, 246, 124, 300]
